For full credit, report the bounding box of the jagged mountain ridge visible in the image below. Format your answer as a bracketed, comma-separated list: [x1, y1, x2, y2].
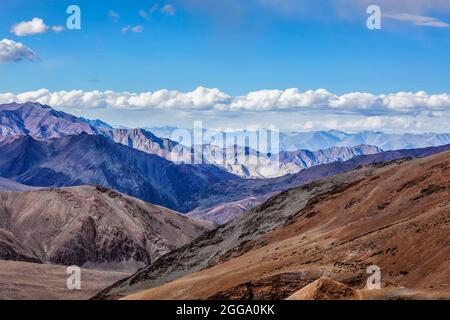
[0, 102, 102, 139]
[148, 126, 450, 152]
[0, 103, 405, 179]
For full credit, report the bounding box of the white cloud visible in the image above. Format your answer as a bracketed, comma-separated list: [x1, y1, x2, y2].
[121, 25, 144, 33]
[51, 25, 64, 32]
[384, 13, 449, 28]
[293, 116, 426, 132]
[139, 9, 150, 20]
[161, 4, 176, 16]
[10, 18, 49, 36]
[2, 87, 448, 133]
[109, 10, 120, 21]
[139, 4, 176, 19]
[0, 87, 449, 117]
[0, 39, 38, 63]
[132, 25, 144, 33]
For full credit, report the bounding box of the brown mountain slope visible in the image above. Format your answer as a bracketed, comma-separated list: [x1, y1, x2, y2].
[117, 150, 450, 300]
[0, 260, 128, 300]
[0, 186, 214, 272]
[94, 157, 415, 299]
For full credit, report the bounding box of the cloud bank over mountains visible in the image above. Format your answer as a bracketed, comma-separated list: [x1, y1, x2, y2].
[0, 87, 448, 115]
[1, 87, 448, 133]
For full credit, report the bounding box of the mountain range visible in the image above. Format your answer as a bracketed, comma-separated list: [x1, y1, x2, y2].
[1, 102, 450, 218]
[0, 101, 449, 300]
[0, 102, 383, 179]
[148, 126, 450, 152]
[96, 150, 450, 300]
[0, 133, 237, 212]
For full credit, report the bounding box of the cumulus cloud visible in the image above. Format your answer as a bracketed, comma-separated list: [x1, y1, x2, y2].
[10, 18, 49, 36]
[384, 13, 449, 27]
[0, 87, 449, 117]
[0, 39, 38, 63]
[294, 116, 423, 132]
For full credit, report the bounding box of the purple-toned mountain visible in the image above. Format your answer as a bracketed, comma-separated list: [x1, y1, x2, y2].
[0, 133, 238, 212]
[0, 102, 102, 140]
[0, 102, 385, 179]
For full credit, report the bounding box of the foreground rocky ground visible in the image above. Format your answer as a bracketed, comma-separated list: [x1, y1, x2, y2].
[0, 260, 128, 300]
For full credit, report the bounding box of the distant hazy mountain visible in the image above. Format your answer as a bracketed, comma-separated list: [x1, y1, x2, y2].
[194, 144, 381, 179]
[0, 185, 214, 272]
[2, 102, 448, 180]
[105, 128, 181, 161]
[107, 127, 381, 179]
[3, 103, 449, 153]
[0, 133, 238, 212]
[280, 129, 450, 151]
[279, 145, 381, 170]
[147, 126, 450, 152]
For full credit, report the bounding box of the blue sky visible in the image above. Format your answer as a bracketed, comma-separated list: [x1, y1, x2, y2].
[0, 0, 449, 132]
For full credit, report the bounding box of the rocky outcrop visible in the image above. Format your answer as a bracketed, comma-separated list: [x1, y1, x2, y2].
[286, 277, 356, 300]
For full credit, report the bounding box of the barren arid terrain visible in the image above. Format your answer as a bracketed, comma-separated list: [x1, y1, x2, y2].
[0, 185, 214, 272]
[0, 260, 128, 300]
[98, 151, 450, 300]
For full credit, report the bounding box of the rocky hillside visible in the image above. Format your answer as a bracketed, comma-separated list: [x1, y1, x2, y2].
[0, 186, 214, 272]
[95, 150, 450, 299]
